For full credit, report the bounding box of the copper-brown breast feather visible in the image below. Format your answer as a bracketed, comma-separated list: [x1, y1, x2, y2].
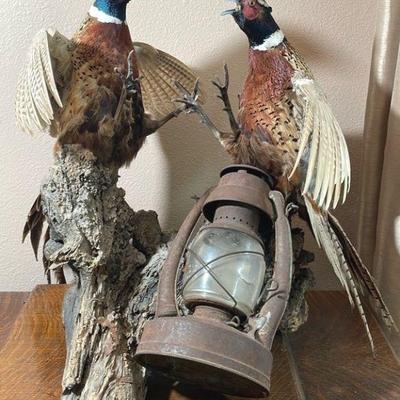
[56, 18, 143, 166]
[236, 48, 302, 180]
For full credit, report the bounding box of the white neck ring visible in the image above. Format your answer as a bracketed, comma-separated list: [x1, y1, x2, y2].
[252, 30, 285, 51]
[89, 5, 123, 24]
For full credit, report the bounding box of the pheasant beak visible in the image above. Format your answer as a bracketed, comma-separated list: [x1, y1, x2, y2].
[221, 0, 241, 16]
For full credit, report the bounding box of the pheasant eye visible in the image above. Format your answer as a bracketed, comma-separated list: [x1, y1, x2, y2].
[243, 1, 260, 19]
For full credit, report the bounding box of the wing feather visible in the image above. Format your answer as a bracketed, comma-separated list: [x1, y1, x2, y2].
[30, 44, 53, 123]
[290, 74, 351, 210]
[16, 29, 71, 135]
[134, 42, 201, 120]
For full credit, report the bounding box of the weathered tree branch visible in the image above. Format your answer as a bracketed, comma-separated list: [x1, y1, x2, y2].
[41, 145, 168, 399]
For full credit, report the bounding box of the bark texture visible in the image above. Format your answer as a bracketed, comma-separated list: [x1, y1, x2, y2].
[39, 145, 314, 400]
[41, 145, 167, 399]
[259, 227, 315, 334]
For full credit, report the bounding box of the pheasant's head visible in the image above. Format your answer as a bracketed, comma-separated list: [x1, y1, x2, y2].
[224, 0, 284, 50]
[91, 0, 132, 23]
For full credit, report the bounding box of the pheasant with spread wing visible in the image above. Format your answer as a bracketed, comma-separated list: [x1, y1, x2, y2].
[17, 0, 200, 278]
[177, 0, 397, 353]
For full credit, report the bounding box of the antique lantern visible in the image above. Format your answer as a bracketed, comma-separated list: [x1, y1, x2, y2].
[135, 165, 293, 398]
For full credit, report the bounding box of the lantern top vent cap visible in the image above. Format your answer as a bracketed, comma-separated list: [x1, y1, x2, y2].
[203, 164, 274, 224]
[220, 165, 275, 187]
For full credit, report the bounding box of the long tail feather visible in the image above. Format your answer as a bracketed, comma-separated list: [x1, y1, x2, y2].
[22, 194, 45, 261]
[328, 213, 398, 332]
[304, 196, 376, 354]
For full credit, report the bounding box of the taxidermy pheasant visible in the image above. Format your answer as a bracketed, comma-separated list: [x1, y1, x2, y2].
[177, 0, 397, 352]
[17, 0, 199, 280]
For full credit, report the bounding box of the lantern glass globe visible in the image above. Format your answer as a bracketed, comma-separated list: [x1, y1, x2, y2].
[183, 226, 266, 317]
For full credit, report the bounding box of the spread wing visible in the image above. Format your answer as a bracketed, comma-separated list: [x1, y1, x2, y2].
[15, 29, 72, 136]
[133, 42, 201, 120]
[290, 73, 351, 211]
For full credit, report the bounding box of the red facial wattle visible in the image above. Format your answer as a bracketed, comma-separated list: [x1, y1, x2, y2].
[242, 5, 260, 20]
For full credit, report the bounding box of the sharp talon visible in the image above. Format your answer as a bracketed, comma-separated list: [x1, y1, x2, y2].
[194, 78, 200, 93]
[286, 203, 299, 218]
[174, 79, 203, 115]
[174, 99, 191, 106]
[127, 49, 135, 76]
[174, 80, 189, 95]
[223, 63, 230, 83]
[115, 68, 125, 82]
[212, 78, 222, 89]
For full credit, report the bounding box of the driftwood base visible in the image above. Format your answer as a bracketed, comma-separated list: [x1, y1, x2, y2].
[41, 145, 168, 399]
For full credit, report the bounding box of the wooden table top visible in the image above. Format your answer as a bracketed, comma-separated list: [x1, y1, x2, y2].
[0, 292, 29, 348]
[0, 286, 399, 400]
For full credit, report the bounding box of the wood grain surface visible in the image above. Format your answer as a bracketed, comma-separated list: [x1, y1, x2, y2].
[288, 292, 400, 400]
[0, 287, 399, 400]
[0, 292, 29, 349]
[0, 285, 66, 400]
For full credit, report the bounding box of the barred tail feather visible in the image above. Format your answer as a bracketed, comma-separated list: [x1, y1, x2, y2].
[328, 213, 398, 332]
[304, 196, 376, 354]
[22, 194, 45, 261]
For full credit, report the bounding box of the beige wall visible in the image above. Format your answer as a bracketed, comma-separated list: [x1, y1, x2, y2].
[0, 0, 377, 290]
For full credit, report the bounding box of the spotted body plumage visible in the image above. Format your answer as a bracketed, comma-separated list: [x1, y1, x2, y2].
[223, 39, 314, 191]
[55, 17, 145, 165]
[237, 43, 301, 176]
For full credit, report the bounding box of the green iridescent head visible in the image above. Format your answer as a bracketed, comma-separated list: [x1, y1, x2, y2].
[91, 0, 132, 23]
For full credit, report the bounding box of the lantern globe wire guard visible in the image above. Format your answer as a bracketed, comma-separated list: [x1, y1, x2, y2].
[135, 165, 293, 398]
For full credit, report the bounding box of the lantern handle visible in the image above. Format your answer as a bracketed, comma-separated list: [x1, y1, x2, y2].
[156, 189, 213, 318]
[252, 191, 294, 350]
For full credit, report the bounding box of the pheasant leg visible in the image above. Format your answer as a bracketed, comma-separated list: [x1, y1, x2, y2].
[175, 80, 232, 143]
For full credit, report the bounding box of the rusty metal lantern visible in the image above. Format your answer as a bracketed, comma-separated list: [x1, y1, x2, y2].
[135, 165, 293, 398]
